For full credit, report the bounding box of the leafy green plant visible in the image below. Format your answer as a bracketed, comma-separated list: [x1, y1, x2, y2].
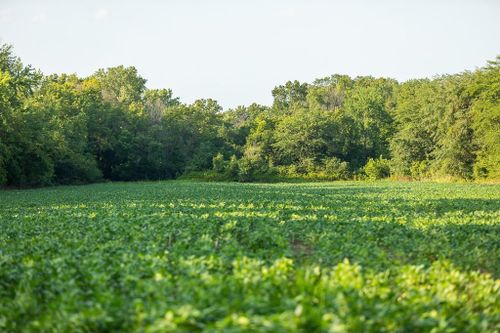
[226, 155, 239, 179]
[323, 157, 350, 180]
[410, 159, 431, 180]
[212, 153, 226, 174]
[364, 157, 391, 180]
[0, 181, 499, 332]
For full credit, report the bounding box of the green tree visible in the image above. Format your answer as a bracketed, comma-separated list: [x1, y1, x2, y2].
[27, 74, 102, 184]
[273, 109, 335, 164]
[432, 74, 476, 179]
[343, 77, 396, 166]
[469, 57, 500, 178]
[272, 80, 309, 110]
[390, 79, 443, 176]
[307, 74, 353, 111]
[94, 65, 146, 107]
[0, 44, 49, 186]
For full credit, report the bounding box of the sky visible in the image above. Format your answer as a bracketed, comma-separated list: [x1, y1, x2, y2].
[1, 0, 499, 109]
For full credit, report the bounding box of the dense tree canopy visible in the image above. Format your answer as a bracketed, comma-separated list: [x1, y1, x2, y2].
[0, 44, 498, 186]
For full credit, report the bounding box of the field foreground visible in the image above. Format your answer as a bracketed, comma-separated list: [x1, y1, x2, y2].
[1, 181, 499, 332]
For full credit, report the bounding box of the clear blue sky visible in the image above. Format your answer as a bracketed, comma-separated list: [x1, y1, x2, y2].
[1, 0, 499, 109]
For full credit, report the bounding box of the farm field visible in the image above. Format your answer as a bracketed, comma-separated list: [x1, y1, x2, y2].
[0, 181, 499, 332]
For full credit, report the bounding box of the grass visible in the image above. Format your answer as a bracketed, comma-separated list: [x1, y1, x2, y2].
[1, 181, 499, 332]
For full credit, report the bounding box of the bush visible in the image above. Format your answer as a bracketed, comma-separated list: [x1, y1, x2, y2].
[236, 157, 253, 182]
[194, 153, 279, 182]
[297, 158, 318, 174]
[226, 155, 239, 179]
[364, 157, 391, 180]
[274, 157, 351, 181]
[53, 154, 102, 185]
[212, 153, 226, 173]
[323, 157, 350, 180]
[473, 163, 489, 180]
[237, 156, 269, 182]
[410, 160, 431, 180]
[276, 165, 297, 178]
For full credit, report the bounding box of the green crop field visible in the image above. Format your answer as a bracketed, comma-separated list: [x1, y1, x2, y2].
[1, 181, 499, 332]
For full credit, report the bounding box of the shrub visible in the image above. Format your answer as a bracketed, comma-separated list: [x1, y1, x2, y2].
[364, 157, 391, 180]
[236, 157, 252, 182]
[297, 158, 318, 174]
[226, 155, 239, 179]
[473, 163, 489, 179]
[212, 153, 226, 173]
[410, 159, 431, 180]
[276, 165, 298, 178]
[53, 154, 102, 185]
[323, 157, 350, 180]
[274, 158, 351, 181]
[237, 156, 267, 182]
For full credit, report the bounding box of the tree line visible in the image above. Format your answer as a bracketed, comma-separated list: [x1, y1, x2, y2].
[0, 44, 498, 186]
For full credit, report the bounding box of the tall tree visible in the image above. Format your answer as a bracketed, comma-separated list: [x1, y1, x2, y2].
[390, 79, 443, 176]
[469, 57, 500, 178]
[343, 77, 396, 167]
[94, 65, 146, 107]
[272, 80, 309, 110]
